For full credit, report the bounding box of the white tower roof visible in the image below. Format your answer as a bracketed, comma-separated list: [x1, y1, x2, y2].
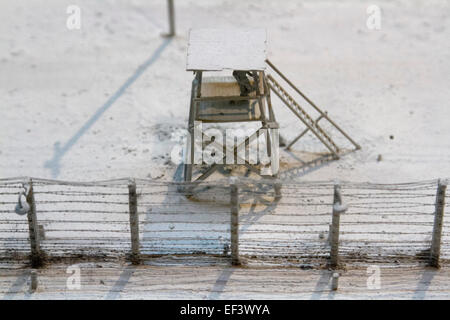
[186, 28, 267, 71]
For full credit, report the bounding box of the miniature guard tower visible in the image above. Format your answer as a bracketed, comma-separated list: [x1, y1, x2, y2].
[184, 28, 280, 183]
[184, 28, 360, 184]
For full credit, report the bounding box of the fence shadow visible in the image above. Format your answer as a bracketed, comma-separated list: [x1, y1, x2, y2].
[207, 268, 235, 300]
[310, 271, 332, 300]
[2, 270, 33, 300]
[412, 267, 437, 300]
[279, 149, 354, 181]
[105, 266, 137, 300]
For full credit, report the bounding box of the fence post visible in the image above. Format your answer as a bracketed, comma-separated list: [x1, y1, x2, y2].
[329, 183, 347, 269]
[165, 0, 175, 37]
[230, 178, 240, 266]
[30, 269, 38, 292]
[128, 179, 141, 265]
[26, 179, 43, 268]
[331, 272, 339, 291]
[429, 179, 447, 268]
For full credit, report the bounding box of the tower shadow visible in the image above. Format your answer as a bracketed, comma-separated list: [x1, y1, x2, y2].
[44, 38, 173, 178]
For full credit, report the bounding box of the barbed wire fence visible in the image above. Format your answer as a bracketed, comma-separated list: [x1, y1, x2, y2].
[0, 177, 448, 269]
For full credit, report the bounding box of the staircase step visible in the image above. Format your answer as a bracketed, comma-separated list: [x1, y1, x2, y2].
[266, 74, 339, 155]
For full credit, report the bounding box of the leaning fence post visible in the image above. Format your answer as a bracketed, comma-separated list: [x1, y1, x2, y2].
[26, 179, 43, 268]
[128, 179, 141, 265]
[329, 183, 347, 269]
[429, 179, 447, 268]
[230, 178, 240, 266]
[164, 0, 175, 37]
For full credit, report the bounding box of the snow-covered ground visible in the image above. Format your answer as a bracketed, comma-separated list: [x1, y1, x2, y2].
[1, 0, 449, 183]
[1, 0, 449, 300]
